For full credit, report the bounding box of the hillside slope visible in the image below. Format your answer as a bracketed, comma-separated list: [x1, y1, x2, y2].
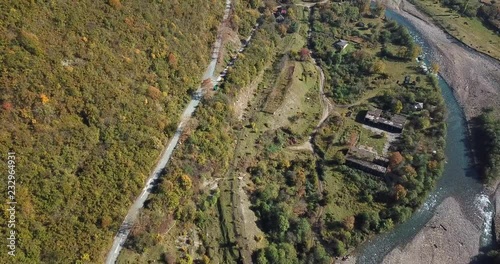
[0, 0, 224, 262]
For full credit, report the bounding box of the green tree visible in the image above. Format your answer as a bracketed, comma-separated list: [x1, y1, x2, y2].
[278, 213, 290, 234]
[431, 62, 440, 74]
[333, 151, 346, 165]
[409, 45, 422, 60]
[332, 239, 347, 256]
[393, 100, 403, 114]
[256, 250, 268, 264]
[374, 2, 386, 17]
[418, 117, 431, 129]
[308, 245, 331, 264]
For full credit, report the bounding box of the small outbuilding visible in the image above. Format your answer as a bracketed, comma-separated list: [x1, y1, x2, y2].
[414, 102, 424, 110]
[334, 39, 349, 51]
[403, 75, 411, 85]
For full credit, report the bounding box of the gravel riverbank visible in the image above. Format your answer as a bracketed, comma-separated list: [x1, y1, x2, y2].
[383, 197, 481, 264]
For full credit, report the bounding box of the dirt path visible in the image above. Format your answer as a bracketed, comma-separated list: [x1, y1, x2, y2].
[312, 60, 333, 133]
[287, 28, 332, 152]
[288, 139, 314, 152]
[233, 71, 265, 120]
[287, 62, 330, 152]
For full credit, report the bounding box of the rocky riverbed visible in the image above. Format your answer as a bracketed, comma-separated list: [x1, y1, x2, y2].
[383, 197, 481, 264]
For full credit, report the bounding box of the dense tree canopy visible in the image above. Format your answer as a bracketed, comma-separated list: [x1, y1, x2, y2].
[0, 0, 225, 262]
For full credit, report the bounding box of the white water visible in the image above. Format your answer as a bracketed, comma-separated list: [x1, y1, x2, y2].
[475, 193, 494, 247]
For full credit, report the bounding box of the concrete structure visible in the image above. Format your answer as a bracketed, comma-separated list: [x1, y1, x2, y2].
[345, 145, 389, 177]
[364, 109, 407, 133]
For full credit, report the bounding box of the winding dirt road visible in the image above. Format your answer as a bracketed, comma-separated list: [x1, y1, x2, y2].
[289, 1, 333, 152]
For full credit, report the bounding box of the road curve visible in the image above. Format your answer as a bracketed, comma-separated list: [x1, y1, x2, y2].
[105, 0, 231, 263]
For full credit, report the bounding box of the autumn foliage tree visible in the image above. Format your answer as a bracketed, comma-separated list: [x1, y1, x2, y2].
[431, 61, 440, 74]
[371, 60, 386, 74]
[428, 160, 440, 172]
[409, 45, 422, 60]
[343, 215, 355, 230]
[300, 48, 311, 61]
[2, 102, 12, 111]
[40, 93, 49, 104]
[147, 86, 162, 100]
[393, 184, 407, 201]
[404, 165, 417, 177]
[179, 174, 192, 190]
[202, 78, 213, 89]
[389, 151, 404, 169]
[168, 53, 178, 68]
[108, 0, 122, 9]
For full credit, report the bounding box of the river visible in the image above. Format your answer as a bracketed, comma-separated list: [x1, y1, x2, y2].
[355, 9, 494, 263]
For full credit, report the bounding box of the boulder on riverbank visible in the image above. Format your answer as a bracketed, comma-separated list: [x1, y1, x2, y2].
[383, 197, 481, 264]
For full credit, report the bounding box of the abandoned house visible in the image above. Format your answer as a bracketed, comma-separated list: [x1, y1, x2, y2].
[345, 145, 389, 177]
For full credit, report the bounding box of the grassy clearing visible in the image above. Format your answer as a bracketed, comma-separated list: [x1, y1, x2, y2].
[346, 119, 386, 154]
[289, 61, 323, 136]
[268, 61, 322, 135]
[281, 32, 307, 54]
[411, 0, 500, 59]
[323, 169, 384, 220]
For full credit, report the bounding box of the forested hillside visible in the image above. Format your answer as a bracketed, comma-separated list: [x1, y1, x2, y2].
[0, 0, 224, 262]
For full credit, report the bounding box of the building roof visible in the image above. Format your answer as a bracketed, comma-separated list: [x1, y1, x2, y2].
[366, 109, 383, 120]
[348, 145, 378, 160]
[334, 40, 349, 49]
[414, 102, 424, 110]
[346, 156, 387, 174]
[391, 114, 407, 126]
[345, 145, 389, 175]
[365, 108, 407, 130]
